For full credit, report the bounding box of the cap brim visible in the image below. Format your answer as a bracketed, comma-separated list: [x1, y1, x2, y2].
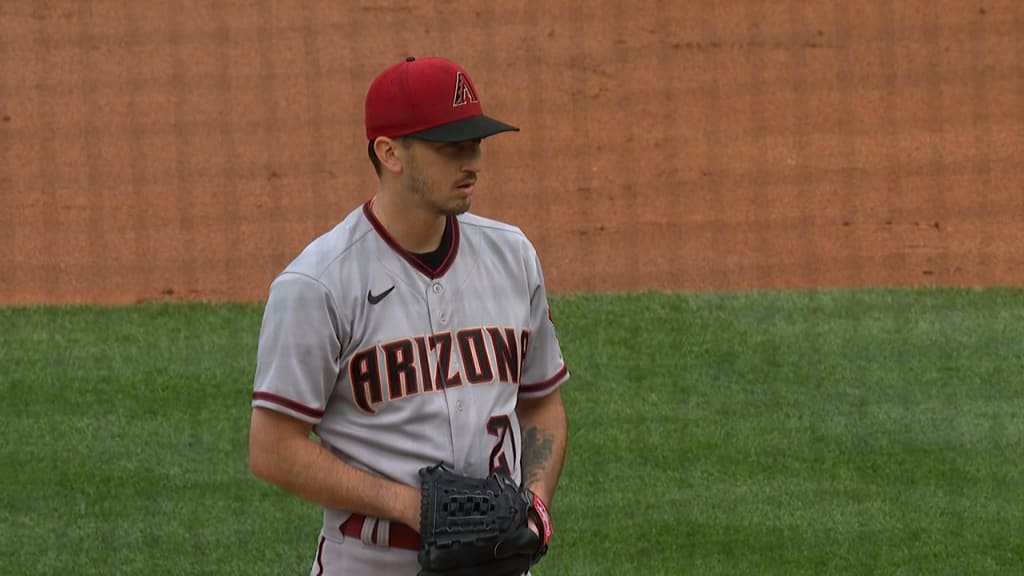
[407, 115, 520, 142]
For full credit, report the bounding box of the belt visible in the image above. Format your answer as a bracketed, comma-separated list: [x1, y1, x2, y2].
[340, 514, 422, 551]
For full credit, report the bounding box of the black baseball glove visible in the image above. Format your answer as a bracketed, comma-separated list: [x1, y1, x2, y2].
[417, 463, 553, 576]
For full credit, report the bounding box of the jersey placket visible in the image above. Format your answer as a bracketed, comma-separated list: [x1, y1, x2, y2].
[424, 277, 470, 468]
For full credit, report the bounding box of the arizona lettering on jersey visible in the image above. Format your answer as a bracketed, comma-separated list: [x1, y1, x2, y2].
[350, 327, 530, 414]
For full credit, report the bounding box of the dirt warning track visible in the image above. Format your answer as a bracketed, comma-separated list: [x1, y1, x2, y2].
[2, 2, 1021, 304]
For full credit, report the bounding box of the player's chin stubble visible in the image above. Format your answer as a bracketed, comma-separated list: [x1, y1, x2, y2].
[447, 197, 471, 215]
[410, 173, 470, 216]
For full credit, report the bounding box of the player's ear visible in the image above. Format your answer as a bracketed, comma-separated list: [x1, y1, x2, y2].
[373, 137, 406, 175]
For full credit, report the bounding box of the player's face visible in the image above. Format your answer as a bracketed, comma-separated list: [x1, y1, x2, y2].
[404, 139, 483, 216]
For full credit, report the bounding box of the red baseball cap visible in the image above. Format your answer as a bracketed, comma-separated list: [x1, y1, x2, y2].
[365, 56, 519, 142]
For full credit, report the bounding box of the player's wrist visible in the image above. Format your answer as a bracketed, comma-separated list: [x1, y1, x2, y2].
[524, 481, 553, 506]
[397, 485, 422, 532]
[529, 490, 553, 546]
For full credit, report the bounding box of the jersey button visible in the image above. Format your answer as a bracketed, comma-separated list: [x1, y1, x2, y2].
[439, 312, 448, 324]
[431, 282, 443, 294]
[456, 400, 464, 412]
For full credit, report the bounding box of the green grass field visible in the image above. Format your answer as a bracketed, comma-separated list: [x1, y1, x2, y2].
[2, 288, 1023, 575]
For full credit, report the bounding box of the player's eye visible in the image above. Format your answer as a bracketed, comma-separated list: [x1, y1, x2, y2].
[435, 142, 477, 158]
[455, 140, 482, 153]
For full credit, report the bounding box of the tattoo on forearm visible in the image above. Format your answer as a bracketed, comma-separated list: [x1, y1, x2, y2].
[521, 426, 554, 488]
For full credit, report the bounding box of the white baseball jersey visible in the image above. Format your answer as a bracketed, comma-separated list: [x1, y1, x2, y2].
[251, 201, 569, 537]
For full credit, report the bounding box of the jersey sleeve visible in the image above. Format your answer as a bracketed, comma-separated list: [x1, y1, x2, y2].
[251, 272, 343, 424]
[518, 245, 570, 398]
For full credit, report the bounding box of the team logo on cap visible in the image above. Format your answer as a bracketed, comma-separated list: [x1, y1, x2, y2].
[452, 72, 479, 107]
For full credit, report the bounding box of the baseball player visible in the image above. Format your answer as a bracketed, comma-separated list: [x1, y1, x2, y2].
[247, 56, 570, 575]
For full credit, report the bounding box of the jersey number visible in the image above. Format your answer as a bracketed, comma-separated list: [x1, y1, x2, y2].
[486, 415, 515, 476]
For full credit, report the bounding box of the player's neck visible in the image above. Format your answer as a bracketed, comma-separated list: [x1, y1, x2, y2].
[370, 194, 447, 253]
